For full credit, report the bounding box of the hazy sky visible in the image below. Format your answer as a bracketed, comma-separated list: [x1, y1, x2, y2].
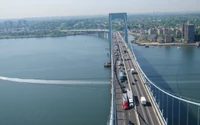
[0, 0, 199, 19]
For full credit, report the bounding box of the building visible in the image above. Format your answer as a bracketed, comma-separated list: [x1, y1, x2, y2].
[165, 34, 172, 43]
[183, 22, 195, 43]
[148, 28, 156, 35]
[18, 19, 27, 27]
[157, 37, 164, 43]
[147, 34, 157, 42]
[195, 34, 200, 42]
[140, 34, 156, 42]
[176, 30, 182, 38]
[182, 24, 185, 38]
[4, 20, 13, 27]
[157, 28, 163, 35]
[163, 28, 169, 35]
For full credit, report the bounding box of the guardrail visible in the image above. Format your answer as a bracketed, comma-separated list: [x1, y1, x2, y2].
[107, 54, 117, 125]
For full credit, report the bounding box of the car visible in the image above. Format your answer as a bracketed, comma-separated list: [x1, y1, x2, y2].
[128, 120, 133, 125]
[122, 88, 127, 93]
[122, 85, 126, 88]
[132, 82, 135, 85]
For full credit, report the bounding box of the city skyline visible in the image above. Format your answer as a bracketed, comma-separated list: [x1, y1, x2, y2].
[0, 0, 200, 19]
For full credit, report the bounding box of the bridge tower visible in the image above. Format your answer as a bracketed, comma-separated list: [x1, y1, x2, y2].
[109, 13, 128, 61]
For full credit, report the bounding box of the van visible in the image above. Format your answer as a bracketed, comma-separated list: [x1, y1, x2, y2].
[140, 96, 146, 105]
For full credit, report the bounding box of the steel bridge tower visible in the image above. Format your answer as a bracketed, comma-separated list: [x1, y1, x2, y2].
[109, 13, 128, 61]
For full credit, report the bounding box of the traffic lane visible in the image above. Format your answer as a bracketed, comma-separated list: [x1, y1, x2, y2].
[121, 43, 155, 125]
[113, 43, 130, 125]
[114, 57, 129, 125]
[125, 51, 155, 125]
[124, 56, 149, 125]
[131, 74, 151, 125]
[133, 72, 159, 125]
[116, 40, 138, 125]
[117, 33, 160, 125]
[129, 56, 160, 125]
[115, 77, 128, 125]
[118, 45, 148, 125]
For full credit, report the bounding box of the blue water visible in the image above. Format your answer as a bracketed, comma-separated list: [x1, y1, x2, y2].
[0, 36, 110, 125]
[131, 43, 200, 125]
[132, 44, 200, 100]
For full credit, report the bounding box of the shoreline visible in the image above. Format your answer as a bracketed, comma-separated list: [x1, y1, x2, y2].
[0, 34, 96, 40]
[135, 41, 200, 47]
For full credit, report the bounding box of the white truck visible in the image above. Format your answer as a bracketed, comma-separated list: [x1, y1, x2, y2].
[131, 68, 137, 74]
[127, 90, 134, 107]
[117, 61, 121, 66]
[130, 68, 134, 74]
[140, 96, 147, 105]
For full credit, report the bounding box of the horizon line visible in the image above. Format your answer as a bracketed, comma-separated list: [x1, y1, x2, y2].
[1, 10, 200, 21]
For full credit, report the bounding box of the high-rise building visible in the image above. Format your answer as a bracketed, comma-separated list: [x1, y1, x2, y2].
[148, 28, 156, 35]
[157, 28, 163, 35]
[176, 30, 182, 38]
[163, 28, 169, 35]
[182, 24, 185, 38]
[183, 22, 195, 43]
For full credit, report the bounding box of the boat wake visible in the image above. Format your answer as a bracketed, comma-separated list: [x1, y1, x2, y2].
[0, 76, 109, 85]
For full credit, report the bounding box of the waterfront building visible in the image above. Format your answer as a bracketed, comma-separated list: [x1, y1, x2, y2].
[157, 28, 163, 35]
[163, 28, 169, 35]
[182, 24, 185, 38]
[157, 37, 164, 43]
[165, 34, 172, 42]
[183, 22, 195, 43]
[148, 28, 156, 35]
[176, 30, 182, 38]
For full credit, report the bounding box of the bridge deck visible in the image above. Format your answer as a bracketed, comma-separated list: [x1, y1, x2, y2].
[113, 32, 163, 125]
[113, 34, 137, 125]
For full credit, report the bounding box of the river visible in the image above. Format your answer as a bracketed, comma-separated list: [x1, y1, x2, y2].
[131, 39, 200, 125]
[0, 36, 110, 125]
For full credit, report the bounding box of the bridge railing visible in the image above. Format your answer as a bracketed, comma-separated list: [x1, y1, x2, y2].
[107, 54, 117, 125]
[130, 43, 200, 125]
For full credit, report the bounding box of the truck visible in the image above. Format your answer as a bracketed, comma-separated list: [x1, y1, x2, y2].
[131, 68, 137, 74]
[117, 61, 121, 66]
[127, 90, 134, 107]
[140, 96, 147, 105]
[119, 71, 124, 82]
[122, 93, 129, 110]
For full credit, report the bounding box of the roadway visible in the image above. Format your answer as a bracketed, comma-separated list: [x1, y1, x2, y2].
[115, 32, 161, 125]
[113, 33, 137, 125]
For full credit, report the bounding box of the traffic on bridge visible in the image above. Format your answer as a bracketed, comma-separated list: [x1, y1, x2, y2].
[111, 32, 164, 125]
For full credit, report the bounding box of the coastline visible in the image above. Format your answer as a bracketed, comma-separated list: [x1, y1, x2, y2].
[0, 33, 89, 40]
[135, 41, 200, 47]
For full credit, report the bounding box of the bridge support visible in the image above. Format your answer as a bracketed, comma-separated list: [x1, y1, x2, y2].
[109, 13, 128, 61]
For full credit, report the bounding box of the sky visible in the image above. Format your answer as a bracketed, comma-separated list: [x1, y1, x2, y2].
[0, 0, 199, 19]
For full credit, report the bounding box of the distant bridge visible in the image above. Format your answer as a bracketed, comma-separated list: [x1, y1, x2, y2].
[60, 29, 109, 32]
